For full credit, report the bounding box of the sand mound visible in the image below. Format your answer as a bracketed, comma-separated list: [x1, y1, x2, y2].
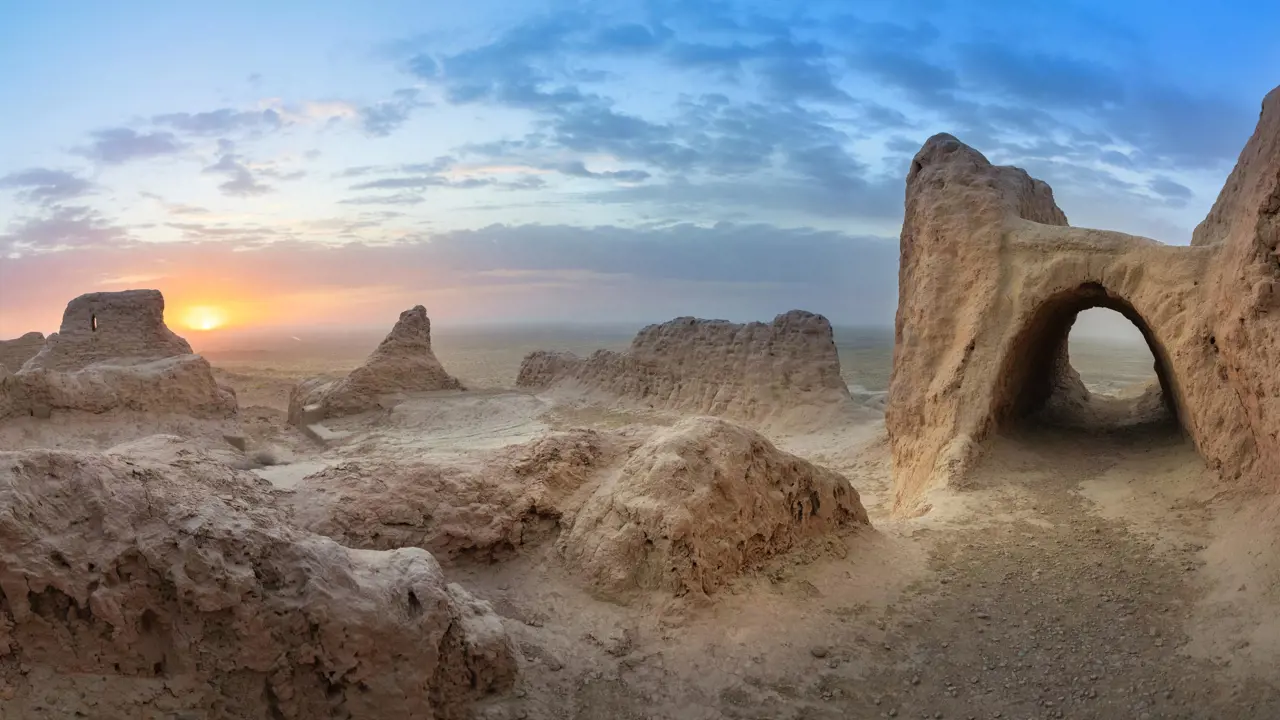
[286, 429, 615, 562]
[559, 416, 870, 600]
[288, 305, 464, 425]
[886, 85, 1280, 512]
[0, 439, 516, 719]
[517, 310, 855, 430]
[0, 332, 44, 373]
[0, 290, 235, 421]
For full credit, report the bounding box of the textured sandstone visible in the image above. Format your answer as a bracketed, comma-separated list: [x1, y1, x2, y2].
[286, 429, 615, 562]
[559, 417, 869, 600]
[0, 331, 44, 372]
[288, 305, 464, 424]
[517, 310, 855, 430]
[0, 291, 235, 420]
[0, 437, 516, 719]
[886, 85, 1280, 512]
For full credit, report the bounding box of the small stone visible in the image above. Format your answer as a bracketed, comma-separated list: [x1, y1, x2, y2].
[810, 645, 829, 658]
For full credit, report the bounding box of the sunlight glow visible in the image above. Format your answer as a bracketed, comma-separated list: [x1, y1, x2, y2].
[181, 305, 227, 331]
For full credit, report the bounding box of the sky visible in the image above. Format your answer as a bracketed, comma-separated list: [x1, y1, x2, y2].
[1, 0, 1276, 336]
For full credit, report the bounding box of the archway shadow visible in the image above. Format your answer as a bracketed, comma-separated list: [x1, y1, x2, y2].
[991, 282, 1185, 440]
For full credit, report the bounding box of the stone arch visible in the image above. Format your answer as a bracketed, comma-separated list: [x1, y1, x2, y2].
[990, 281, 1181, 429]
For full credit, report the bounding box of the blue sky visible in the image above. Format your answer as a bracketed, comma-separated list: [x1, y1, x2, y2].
[1, 0, 1276, 334]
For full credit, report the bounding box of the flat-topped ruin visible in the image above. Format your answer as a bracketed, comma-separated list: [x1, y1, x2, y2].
[886, 85, 1280, 512]
[517, 310, 857, 430]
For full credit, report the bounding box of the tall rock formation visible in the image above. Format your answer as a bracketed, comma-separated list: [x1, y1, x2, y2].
[886, 86, 1280, 513]
[288, 305, 464, 425]
[516, 310, 856, 430]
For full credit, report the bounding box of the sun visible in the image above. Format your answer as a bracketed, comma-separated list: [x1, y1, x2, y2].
[182, 305, 227, 331]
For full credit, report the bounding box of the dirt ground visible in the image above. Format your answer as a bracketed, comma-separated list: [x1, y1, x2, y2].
[441, 420, 1280, 720]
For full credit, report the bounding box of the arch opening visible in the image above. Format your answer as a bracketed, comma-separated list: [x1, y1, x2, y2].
[992, 283, 1182, 434]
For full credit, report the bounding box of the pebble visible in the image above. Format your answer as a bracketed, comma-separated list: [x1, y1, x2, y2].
[810, 645, 829, 658]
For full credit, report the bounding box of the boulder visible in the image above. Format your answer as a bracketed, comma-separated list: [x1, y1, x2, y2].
[0, 438, 516, 719]
[559, 417, 869, 600]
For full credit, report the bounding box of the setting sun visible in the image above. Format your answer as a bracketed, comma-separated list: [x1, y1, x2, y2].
[181, 305, 227, 331]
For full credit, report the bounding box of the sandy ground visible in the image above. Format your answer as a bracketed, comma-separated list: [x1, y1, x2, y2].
[4, 349, 1277, 719]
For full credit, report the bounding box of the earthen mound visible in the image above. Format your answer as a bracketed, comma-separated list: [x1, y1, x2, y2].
[286, 429, 615, 562]
[886, 85, 1280, 512]
[0, 290, 235, 421]
[559, 416, 869, 600]
[0, 331, 44, 373]
[0, 439, 516, 719]
[288, 305, 464, 424]
[517, 310, 856, 430]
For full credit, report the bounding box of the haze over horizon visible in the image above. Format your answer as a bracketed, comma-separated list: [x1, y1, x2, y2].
[2, 0, 1276, 337]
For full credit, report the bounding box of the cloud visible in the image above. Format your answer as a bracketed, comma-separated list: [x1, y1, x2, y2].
[74, 128, 185, 164]
[0, 169, 94, 205]
[957, 43, 1126, 109]
[1, 206, 132, 254]
[153, 108, 284, 136]
[338, 193, 426, 206]
[360, 88, 427, 137]
[556, 161, 650, 182]
[349, 175, 492, 191]
[202, 142, 273, 197]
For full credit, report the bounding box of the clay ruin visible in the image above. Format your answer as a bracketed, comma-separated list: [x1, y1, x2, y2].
[288, 305, 464, 426]
[517, 310, 857, 429]
[0, 290, 235, 420]
[886, 85, 1280, 512]
[0, 332, 44, 373]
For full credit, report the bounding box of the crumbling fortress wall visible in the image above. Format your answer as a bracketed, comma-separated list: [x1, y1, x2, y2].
[0, 332, 44, 373]
[886, 85, 1280, 512]
[0, 290, 235, 420]
[517, 310, 856, 430]
[289, 305, 464, 425]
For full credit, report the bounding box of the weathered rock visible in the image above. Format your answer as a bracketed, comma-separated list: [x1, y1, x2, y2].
[285, 429, 614, 562]
[288, 306, 464, 424]
[24, 290, 192, 371]
[0, 331, 44, 373]
[559, 417, 869, 600]
[0, 437, 516, 719]
[886, 85, 1280, 512]
[517, 310, 856, 430]
[0, 291, 235, 421]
